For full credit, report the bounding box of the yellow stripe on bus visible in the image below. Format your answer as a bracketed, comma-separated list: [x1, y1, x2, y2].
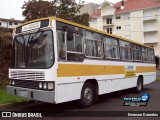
[136, 66, 156, 73]
[57, 64, 156, 77]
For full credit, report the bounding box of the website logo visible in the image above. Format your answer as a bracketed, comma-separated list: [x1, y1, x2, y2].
[123, 93, 150, 106]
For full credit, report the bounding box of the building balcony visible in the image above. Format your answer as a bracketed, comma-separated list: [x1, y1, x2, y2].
[144, 40, 158, 44]
[144, 29, 158, 33]
[143, 16, 157, 21]
[102, 15, 114, 19]
[103, 23, 114, 27]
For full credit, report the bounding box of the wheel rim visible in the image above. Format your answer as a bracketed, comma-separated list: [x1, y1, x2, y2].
[137, 80, 142, 91]
[84, 87, 93, 103]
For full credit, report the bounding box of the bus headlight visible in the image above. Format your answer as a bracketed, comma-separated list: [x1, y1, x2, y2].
[39, 83, 42, 89]
[12, 80, 15, 85]
[43, 83, 47, 89]
[48, 83, 54, 90]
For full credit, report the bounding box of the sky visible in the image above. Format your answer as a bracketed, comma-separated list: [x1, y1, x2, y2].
[0, 0, 121, 20]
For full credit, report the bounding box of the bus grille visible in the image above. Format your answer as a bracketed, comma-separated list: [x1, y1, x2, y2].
[10, 71, 45, 81]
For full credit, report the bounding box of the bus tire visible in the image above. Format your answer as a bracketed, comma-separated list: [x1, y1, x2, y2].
[136, 77, 143, 93]
[80, 82, 95, 108]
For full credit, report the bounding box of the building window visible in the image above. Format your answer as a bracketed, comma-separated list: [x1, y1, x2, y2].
[9, 22, 12, 25]
[117, 26, 121, 30]
[91, 18, 97, 23]
[0, 22, 1, 26]
[106, 18, 112, 24]
[144, 33, 153, 42]
[116, 16, 121, 19]
[107, 28, 112, 34]
[14, 21, 18, 25]
[144, 11, 152, 19]
[125, 14, 130, 19]
[125, 25, 130, 30]
[144, 22, 152, 31]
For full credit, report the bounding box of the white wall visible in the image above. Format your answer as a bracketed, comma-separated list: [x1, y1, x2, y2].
[0, 21, 22, 28]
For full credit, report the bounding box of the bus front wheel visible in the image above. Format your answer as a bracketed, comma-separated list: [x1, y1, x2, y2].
[80, 82, 95, 108]
[136, 77, 143, 93]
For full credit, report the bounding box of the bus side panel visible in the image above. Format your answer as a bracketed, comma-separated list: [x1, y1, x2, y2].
[98, 77, 137, 95]
[55, 80, 83, 104]
[136, 72, 156, 85]
[143, 74, 156, 85]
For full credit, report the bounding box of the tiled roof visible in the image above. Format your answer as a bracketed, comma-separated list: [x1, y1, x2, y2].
[90, 9, 101, 18]
[114, 0, 160, 13]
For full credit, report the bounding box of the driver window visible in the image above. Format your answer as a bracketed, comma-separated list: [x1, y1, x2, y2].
[57, 30, 66, 60]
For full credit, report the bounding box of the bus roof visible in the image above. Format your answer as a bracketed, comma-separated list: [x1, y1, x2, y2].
[15, 16, 153, 49]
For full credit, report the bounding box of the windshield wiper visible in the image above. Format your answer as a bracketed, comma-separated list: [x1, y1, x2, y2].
[27, 28, 45, 47]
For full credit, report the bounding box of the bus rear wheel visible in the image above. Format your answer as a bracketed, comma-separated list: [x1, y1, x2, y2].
[136, 77, 143, 93]
[80, 82, 95, 108]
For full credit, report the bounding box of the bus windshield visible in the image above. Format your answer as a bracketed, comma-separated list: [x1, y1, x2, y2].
[12, 30, 54, 69]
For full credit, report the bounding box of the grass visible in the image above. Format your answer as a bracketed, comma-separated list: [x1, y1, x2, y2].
[157, 77, 160, 80]
[0, 88, 27, 105]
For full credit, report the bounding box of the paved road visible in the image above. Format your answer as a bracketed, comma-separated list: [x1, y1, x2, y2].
[2, 80, 160, 120]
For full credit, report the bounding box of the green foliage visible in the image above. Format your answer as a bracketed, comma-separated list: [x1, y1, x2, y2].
[74, 13, 90, 26]
[157, 77, 160, 80]
[0, 28, 12, 87]
[0, 88, 27, 104]
[22, 0, 57, 21]
[22, 0, 90, 26]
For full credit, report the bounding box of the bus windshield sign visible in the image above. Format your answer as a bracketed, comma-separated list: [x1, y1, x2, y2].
[22, 22, 41, 32]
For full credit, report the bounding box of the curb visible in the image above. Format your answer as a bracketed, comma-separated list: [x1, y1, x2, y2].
[0, 100, 36, 110]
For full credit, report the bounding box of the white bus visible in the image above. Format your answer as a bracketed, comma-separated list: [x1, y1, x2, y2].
[7, 17, 156, 108]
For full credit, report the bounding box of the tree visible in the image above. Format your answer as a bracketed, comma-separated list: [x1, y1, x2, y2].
[22, 0, 89, 26]
[0, 28, 12, 86]
[80, 13, 90, 26]
[22, 0, 57, 21]
[56, 0, 82, 21]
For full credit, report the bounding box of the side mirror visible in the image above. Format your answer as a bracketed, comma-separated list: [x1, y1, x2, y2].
[155, 56, 159, 68]
[67, 29, 73, 41]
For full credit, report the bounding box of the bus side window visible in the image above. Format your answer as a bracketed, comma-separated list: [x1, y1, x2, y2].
[66, 32, 84, 62]
[133, 44, 141, 61]
[103, 36, 119, 59]
[84, 39, 103, 58]
[75, 34, 83, 52]
[142, 47, 149, 62]
[57, 30, 66, 60]
[85, 39, 93, 56]
[148, 48, 155, 63]
[120, 40, 132, 61]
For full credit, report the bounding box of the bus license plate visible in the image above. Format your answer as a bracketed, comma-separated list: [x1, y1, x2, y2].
[20, 90, 27, 97]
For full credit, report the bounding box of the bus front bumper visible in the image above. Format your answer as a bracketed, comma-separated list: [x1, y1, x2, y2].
[7, 86, 55, 103]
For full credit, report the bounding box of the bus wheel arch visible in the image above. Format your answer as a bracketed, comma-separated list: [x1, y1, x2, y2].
[80, 79, 99, 108]
[136, 75, 143, 93]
